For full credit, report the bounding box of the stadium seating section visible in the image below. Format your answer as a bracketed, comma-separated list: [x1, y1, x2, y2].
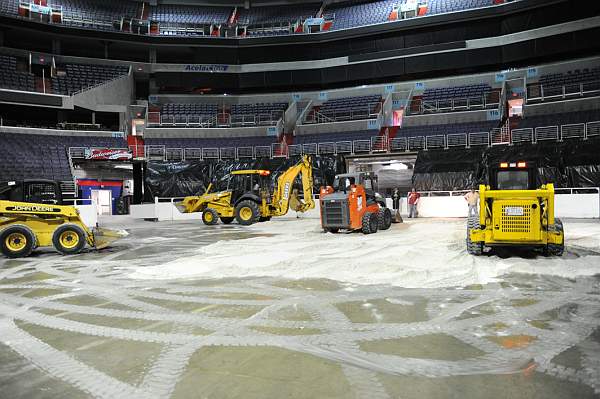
[52, 63, 129, 95]
[0, 55, 35, 92]
[237, 3, 320, 25]
[324, 0, 396, 31]
[306, 95, 382, 123]
[149, 4, 230, 25]
[539, 67, 600, 88]
[145, 136, 277, 149]
[1, 0, 502, 36]
[0, 133, 126, 181]
[426, 0, 494, 15]
[55, 0, 140, 29]
[157, 102, 287, 126]
[422, 84, 492, 100]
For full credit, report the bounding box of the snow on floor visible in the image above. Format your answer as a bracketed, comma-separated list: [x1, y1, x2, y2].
[129, 215, 600, 288]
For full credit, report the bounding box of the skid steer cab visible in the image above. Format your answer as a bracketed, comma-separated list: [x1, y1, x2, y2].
[178, 155, 315, 226]
[320, 172, 392, 234]
[0, 180, 64, 205]
[467, 161, 564, 256]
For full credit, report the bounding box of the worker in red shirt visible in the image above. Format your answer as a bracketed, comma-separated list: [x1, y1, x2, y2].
[408, 188, 420, 218]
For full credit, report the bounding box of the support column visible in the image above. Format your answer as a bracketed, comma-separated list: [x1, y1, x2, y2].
[149, 48, 157, 64]
[52, 39, 61, 55]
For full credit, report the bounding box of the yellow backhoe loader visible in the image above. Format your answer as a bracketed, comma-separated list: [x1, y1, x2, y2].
[0, 180, 125, 258]
[178, 155, 315, 225]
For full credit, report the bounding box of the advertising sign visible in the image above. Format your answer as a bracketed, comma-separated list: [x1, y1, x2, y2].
[85, 149, 132, 161]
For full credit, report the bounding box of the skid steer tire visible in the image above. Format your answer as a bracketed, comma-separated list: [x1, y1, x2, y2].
[1, 224, 37, 258]
[466, 215, 483, 256]
[362, 212, 379, 234]
[52, 224, 86, 255]
[202, 208, 219, 226]
[259, 216, 272, 222]
[377, 208, 393, 230]
[235, 200, 260, 226]
[545, 219, 564, 257]
[220, 217, 234, 224]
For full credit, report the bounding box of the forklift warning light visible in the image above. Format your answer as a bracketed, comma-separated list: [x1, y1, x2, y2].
[259, 170, 271, 176]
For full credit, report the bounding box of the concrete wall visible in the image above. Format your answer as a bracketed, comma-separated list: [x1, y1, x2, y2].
[73, 72, 134, 113]
[403, 110, 490, 127]
[524, 97, 600, 117]
[0, 126, 122, 137]
[296, 119, 378, 135]
[144, 126, 273, 138]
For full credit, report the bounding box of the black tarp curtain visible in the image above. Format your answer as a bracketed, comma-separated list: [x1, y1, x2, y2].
[144, 155, 345, 200]
[412, 140, 600, 191]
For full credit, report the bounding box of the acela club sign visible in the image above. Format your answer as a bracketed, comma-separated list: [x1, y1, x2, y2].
[184, 64, 229, 72]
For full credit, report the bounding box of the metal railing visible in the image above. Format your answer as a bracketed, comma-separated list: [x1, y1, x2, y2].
[81, 120, 599, 162]
[147, 111, 283, 128]
[526, 80, 600, 103]
[408, 91, 500, 115]
[304, 103, 381, 124]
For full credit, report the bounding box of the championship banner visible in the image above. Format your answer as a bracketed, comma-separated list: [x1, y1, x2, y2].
[85, 149, 132, 161]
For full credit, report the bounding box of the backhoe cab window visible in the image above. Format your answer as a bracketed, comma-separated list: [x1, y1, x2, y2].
[333, 177, 354, 191]
[496, 170, 530, 190]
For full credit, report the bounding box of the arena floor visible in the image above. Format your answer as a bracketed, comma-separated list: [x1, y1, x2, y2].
[1, 214, 599, 399]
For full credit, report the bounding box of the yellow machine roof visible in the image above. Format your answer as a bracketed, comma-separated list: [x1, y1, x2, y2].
[230, 170, 271, 176]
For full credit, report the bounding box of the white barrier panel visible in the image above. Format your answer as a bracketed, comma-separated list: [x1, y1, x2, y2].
[130, 200, 203, 221]
[130, 193, 599, 221]
[416, 193, 599, 219]
[416, 196, 468, 218]
[130, 203, 157, 219]
[74, 204, 98, 227]
[555, 194, 600, 219]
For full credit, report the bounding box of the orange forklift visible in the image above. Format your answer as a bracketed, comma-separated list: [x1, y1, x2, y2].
[320, 172, 392, 234]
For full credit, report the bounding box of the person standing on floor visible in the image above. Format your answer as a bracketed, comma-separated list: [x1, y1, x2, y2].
[392, 188, 400, 211]
[464, 188, 480, 217]
[407, 188, 420, 218]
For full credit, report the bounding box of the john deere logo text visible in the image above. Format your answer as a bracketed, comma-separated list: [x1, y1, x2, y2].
[9, 205, 57, 212]
[283, 182, 290, 200]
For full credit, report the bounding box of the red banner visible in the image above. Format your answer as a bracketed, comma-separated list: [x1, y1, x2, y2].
[85, 149, 132, 161]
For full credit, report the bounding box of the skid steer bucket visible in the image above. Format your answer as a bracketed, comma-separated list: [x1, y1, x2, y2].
[92, 227, 128, 250]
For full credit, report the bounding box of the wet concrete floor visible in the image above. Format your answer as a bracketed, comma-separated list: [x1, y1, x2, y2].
[0, 219, 599, 399]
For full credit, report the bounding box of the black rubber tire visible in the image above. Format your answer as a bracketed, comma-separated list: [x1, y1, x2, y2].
[52, 224, 86, 255]
[546, 218, 564, 256]
[220, 217, 234, 224]
[466, 215, 483, 256]
[235, 200, 260, 226]
[325, 228, 339, 233]
[362, 212, 379, 234]
[1, 224, 37, 258]
[258, 216, 272, 222]
[201, 208, 219, 225]
[377, 208, 393, 230]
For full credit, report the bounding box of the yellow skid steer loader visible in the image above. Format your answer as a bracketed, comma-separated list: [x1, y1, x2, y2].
[0, 180, 125, 258]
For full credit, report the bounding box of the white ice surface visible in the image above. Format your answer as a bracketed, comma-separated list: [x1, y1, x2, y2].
[128, 213, 600, 288]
